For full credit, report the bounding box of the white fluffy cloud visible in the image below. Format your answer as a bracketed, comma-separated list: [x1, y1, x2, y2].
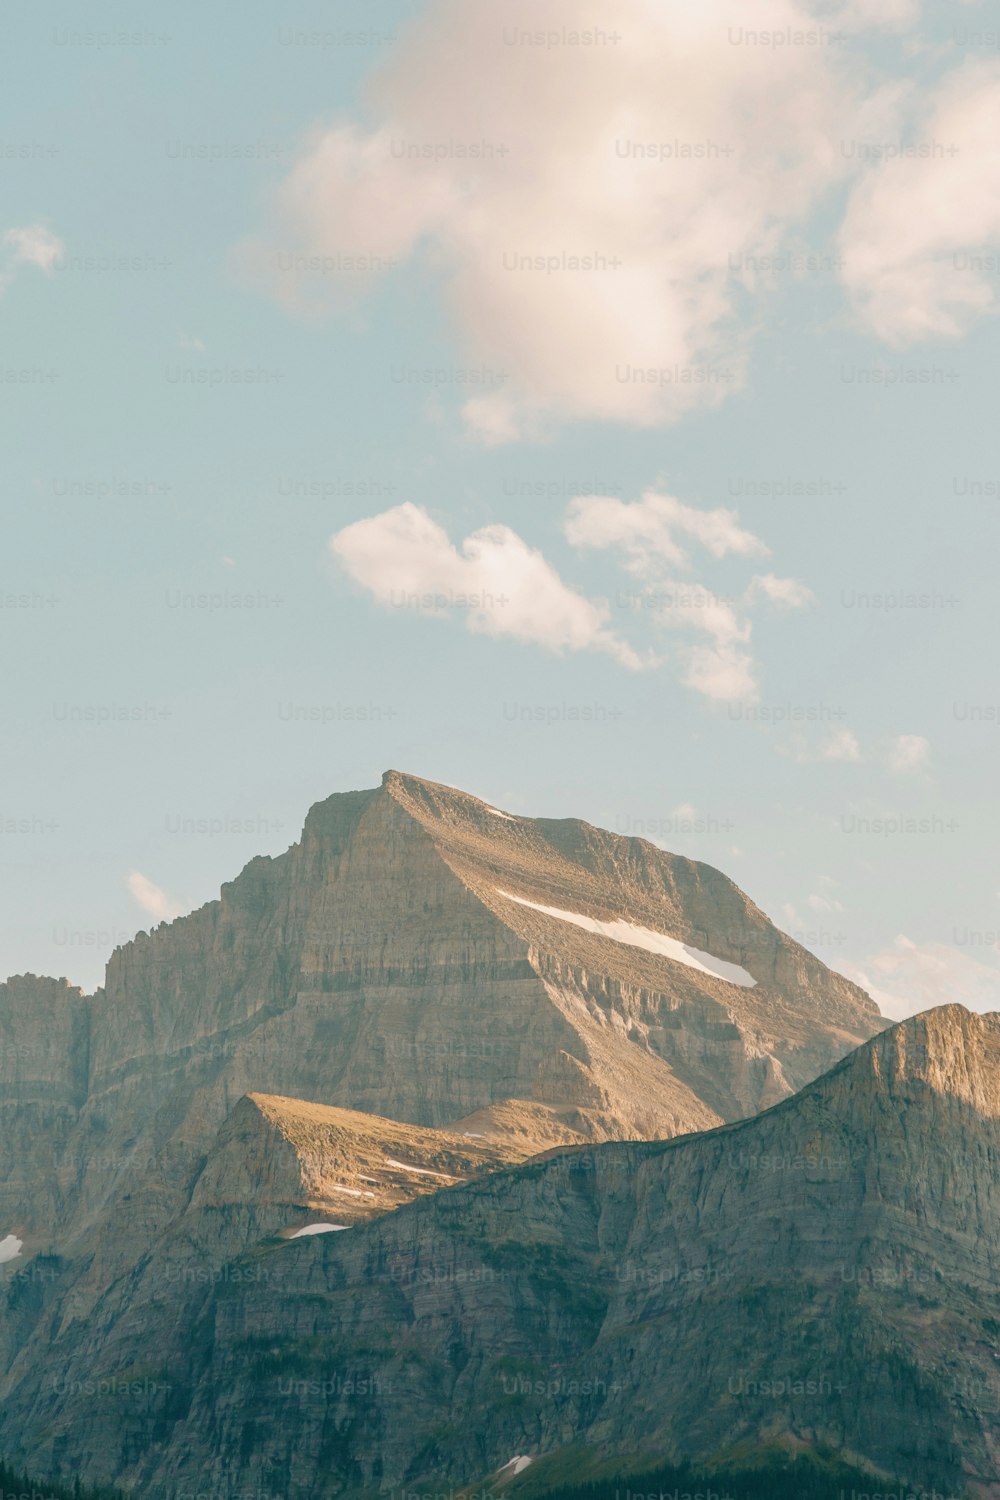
[887, 733, 930, 773]
[127, 871, 181, 922]
[682, 644, 759, 703]
[330, 489, 812, 699]
[329, 501, 643, 667]
[564, 492, 768, 572]
[838, 58, 1000, 343]
[565, 489, 811, 702]
[0, 224, 64, 293]
[249, 0, 905, 440]
[846, 934, 1000, 1021]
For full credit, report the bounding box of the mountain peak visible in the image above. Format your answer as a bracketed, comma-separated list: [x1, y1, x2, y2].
[865, 1002, 1000, 1117]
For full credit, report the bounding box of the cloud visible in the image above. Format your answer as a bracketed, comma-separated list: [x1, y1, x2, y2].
[565, 491, 768, 573]
[127, 871, 182, 922]
[807, 892, 845, 913]
[785, 727, 863, 763]
[845, 934, 1000, 1021]
[682, 643, 759, 703]
[887, 733, 930, 773]
[816, 727, 863, 762]
[3, 224, 63, 272]
[329, 501, 643, 667]
[566, 488, 810, 702]
[838, 57, 1000, 343]
[331, 488, 813, 701]
[744, 573, 816, 609]
[0, 224, 64, 294]
[247, 0, 902, 440]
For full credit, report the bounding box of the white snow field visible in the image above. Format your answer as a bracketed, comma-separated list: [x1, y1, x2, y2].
[0, 1233, 23, 1264]
[385, 1158, 455, 1178]
[496, 890, 756, 987]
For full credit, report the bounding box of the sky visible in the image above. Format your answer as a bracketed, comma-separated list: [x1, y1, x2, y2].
[3, 0, 1000, 1019]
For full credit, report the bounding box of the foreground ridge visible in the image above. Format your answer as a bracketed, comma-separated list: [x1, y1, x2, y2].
[2, 1006, 998, 1495]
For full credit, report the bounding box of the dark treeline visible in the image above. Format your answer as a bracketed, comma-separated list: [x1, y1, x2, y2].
[0, 1452, 960, 1500]
[536, 1453, 956, 1500]
[0, 1458, 123, 1500]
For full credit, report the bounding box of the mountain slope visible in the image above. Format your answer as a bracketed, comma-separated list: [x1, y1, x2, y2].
[192, 1091, 535, 1233]
[0, 769, 882, 1255]
[3, 1007, 999, 1497]
[0, 770, 889, 1496]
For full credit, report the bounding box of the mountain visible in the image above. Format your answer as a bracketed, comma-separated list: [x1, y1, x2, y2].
[0, 769, 889, 1495]
[4, 1005, 995, 1499]
[0, 771, 881, 1248]
[189, 1091, 535, 1234]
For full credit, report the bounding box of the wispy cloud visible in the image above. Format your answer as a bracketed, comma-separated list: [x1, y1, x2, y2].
[845, 934, 1000, 1020]
[784, 727, 863, 763]
[564, 492, 768, 572]
[744, 573, 816, 610]
[1, 224, 64, 294]
[887, 733, 930, 774]
[566, 489, 811, 702]
[127, 871, 182, 922]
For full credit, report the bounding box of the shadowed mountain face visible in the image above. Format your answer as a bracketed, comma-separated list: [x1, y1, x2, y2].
[2, 1006, 999, 1499]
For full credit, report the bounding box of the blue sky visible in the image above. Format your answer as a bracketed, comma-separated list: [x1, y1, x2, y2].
[4, 0, 1000, 1016]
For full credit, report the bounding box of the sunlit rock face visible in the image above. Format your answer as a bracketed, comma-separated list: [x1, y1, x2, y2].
[2, 769, 883, 1246]
[0, 770, 887, 1496]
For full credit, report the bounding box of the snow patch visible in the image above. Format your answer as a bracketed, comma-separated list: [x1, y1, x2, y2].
[463, 1132, 484, 1138]
[0, 1234, 23, 1265]
[485, 807, 515, 821]
[385, 1158, 455, 1179]
[291, 1223, 348, 1238]
[496, 890, 756, 988]
[331, 1184, 376, 1198]
[499, 1456, 533, 1475]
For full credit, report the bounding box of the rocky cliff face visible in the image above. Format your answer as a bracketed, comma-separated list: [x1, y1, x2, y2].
[4, 1006, 995, 1500]
[0, 770, 882, 1248]
[103, 768, 880, 1144]
[189, 1092, 534, 1237]
[0, 975, 89, 1243]
[0, 770, 888, 1495]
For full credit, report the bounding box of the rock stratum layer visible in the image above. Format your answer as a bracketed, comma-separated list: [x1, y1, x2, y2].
[194, 1092, 534, 1234]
